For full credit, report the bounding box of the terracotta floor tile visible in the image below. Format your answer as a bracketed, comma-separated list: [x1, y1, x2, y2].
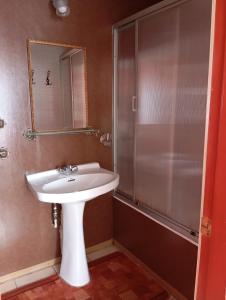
[119, 290, 139, 300]
[72, 289, 90, 300]
[2, 253, 169, 300]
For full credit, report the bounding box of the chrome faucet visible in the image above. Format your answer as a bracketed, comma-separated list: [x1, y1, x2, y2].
[58, 164, 78, 175]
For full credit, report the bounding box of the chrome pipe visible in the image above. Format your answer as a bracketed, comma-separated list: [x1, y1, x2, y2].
[52, 203, 61, 229]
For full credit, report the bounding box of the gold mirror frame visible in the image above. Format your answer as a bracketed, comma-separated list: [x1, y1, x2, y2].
[27, 39, 89, 133]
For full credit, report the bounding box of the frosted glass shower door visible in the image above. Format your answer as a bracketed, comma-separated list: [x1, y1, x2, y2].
[60, 56, 73, 128]
[135, 0, 212, 233]
[116, 24, 136, 200]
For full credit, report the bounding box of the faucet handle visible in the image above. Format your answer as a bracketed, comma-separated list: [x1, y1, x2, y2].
[69, 165, 78, 172]
[57, 164, 78, 174]
[57, 165, 67, 173]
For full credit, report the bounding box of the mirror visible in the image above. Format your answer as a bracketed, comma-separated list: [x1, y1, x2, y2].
[27, 40, 88, 132]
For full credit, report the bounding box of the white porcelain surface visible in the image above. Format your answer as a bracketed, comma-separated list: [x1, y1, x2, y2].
[60, 201, 90, 286]
[26, 162, 119, 204]
[25, 163, 119, 287]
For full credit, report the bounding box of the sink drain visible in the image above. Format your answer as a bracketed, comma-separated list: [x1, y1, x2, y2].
[68, 178, 76, 182]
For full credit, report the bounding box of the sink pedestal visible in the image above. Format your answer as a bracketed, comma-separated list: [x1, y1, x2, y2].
[60, 202, 90, 286]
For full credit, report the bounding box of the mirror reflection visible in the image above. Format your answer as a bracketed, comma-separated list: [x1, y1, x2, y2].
[28, 40, 88, 131]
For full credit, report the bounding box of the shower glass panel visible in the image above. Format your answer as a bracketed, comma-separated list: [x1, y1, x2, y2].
[114, 0, 212, 241]
[136, 0, 212, 233]
[116, 24, 136, 200]
[60, 56, 73, 129]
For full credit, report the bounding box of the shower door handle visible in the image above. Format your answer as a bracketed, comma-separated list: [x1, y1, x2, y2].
[131, 96, 137, 112]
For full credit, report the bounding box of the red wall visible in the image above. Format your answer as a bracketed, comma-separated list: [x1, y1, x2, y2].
[196, 0, 226, 298]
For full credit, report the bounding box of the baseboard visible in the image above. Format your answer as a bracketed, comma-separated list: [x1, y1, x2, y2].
[113, 240, 188, 300]
[0, 257, 61, 284]
[86, 239, 113, 254]
[0, 239, 113, 284]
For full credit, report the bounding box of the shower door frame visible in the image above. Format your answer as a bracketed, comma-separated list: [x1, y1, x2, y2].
[113, 0, 215, 245]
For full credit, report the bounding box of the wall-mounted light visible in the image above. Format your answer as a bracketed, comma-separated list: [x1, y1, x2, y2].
[52, 0, 70, 17]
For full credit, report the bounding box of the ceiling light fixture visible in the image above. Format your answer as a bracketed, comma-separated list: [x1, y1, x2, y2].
[52, 0, 70, 17]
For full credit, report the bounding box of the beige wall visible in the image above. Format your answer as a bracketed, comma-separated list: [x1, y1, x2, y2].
[0, 0, 157, 276]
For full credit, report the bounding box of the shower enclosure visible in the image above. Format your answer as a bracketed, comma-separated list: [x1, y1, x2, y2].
[113, 0, 213, 243]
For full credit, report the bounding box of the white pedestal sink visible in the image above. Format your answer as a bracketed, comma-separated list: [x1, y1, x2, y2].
[25, 162, 119, 287]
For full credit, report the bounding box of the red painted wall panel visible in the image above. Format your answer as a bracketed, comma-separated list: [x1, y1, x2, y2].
[196, 0, 226, 299]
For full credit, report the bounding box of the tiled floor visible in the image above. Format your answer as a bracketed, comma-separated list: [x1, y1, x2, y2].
[2, 252, 170, 300]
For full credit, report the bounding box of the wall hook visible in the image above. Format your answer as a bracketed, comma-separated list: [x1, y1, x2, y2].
[46, 70, 52, 86]
[0, 147, 9, 159]
[31, 69, 36, 85]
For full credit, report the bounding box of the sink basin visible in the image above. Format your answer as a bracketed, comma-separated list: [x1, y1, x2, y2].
[26, 162, 119, 203]
[25, 163, 119, 287]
